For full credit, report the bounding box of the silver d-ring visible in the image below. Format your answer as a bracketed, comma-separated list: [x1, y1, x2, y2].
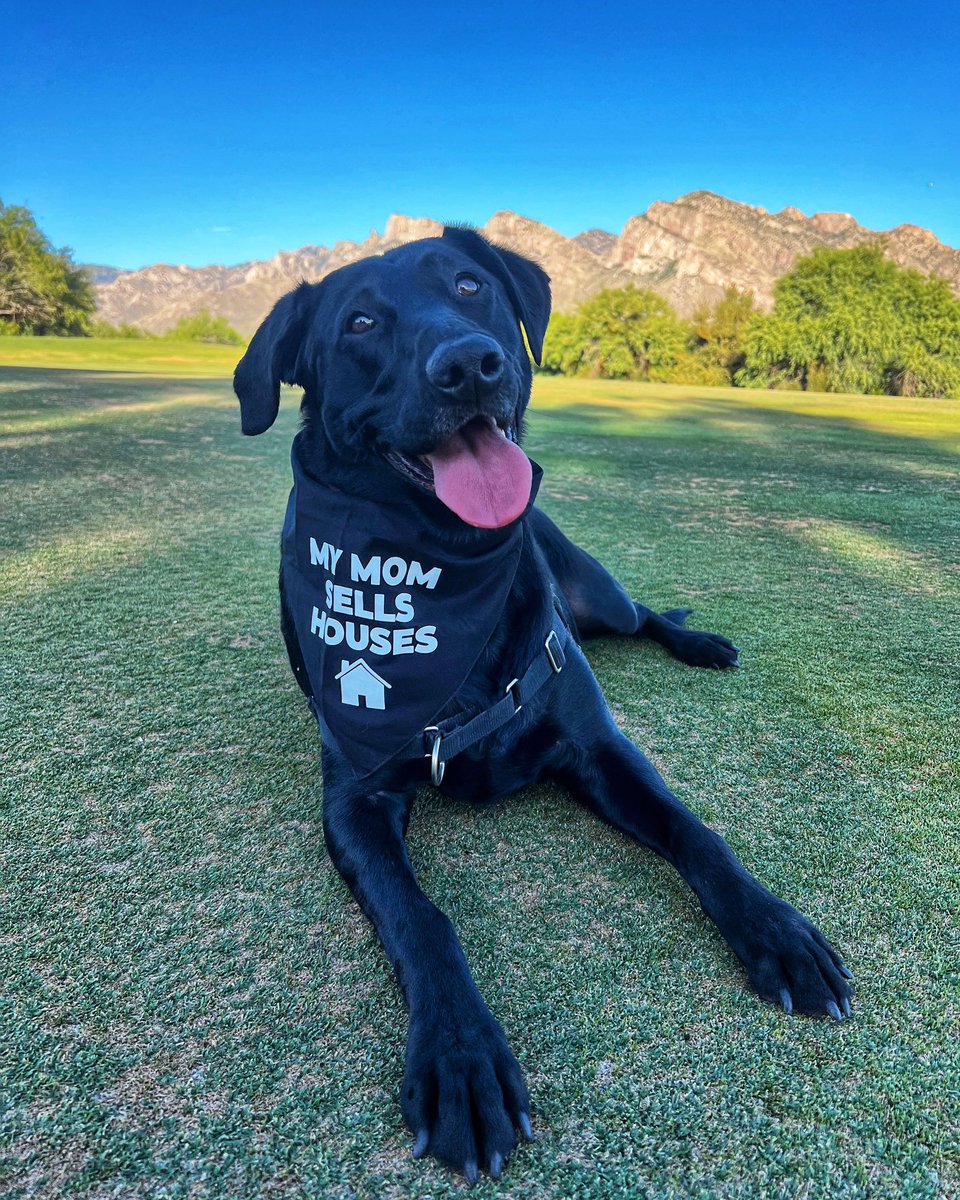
[424, 727, 445, 786]
[430, 736, 445, 786]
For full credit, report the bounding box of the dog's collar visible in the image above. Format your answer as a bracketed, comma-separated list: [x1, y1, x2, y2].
[281, 433, 545, 777]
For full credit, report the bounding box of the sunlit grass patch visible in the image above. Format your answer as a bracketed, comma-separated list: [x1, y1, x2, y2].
[0, 336, 243, 376]
[793, 518, 957, 596]
[0, 527, 154, 602]
[531, 375, 960, 451]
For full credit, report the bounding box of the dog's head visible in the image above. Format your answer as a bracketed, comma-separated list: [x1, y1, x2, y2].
[234, 227, 550, 529]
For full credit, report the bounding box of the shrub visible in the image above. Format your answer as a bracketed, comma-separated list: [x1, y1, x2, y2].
[165, 309, 244, 345]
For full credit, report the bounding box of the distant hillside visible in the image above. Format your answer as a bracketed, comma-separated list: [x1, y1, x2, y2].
[91, 192, 960, 335]
[83, 264, 126, 285]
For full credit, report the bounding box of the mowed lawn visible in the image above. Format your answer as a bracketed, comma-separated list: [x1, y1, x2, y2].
[1, 352, 958, 1199]
[0, 336, 241, 377]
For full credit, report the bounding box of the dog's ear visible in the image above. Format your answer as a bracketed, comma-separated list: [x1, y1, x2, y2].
[234, 283, 314, 435]
[441, 226, 552, 364]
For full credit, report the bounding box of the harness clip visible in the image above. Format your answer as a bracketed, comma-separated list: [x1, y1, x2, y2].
[505, 678, 523, 713]
[424, 726, 445, 786]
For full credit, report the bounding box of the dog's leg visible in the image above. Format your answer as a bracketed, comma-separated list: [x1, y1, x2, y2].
[551, 689, 852, 1018]
[529, 506, 739, 668]
[321, 753, 530, 1181]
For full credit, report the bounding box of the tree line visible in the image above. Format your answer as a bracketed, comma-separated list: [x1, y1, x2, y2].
[0, 200, 243, 345]
[5, 199, 960, 392]
[541, 243, 960, 398]
[89, 312, 245, 345]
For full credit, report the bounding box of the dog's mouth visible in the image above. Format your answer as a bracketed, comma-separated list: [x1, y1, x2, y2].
[385, 416, 532, 529]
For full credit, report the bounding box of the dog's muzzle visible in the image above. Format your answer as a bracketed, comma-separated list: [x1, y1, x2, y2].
[425, 335, 505, 405]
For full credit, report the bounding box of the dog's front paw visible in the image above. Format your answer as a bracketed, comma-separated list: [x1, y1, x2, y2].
[672, 628, 740, 669]
[402, 1006, 531, 1181]
[655, 609, 740, 669]
[731, 896, 853, 1019]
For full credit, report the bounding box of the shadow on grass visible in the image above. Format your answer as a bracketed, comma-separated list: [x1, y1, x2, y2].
[534, 394, 960, 459]
[531, 397, 959, 587]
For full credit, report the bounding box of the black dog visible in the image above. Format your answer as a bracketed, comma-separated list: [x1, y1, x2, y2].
[233, 228, 852, 1182]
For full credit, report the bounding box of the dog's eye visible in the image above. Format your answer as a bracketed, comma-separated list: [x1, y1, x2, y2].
[455, 274, 481, 297]
[347, 312, 376, 334]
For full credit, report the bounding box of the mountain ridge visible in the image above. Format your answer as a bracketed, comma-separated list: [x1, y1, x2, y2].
[91, 192, 960, 335]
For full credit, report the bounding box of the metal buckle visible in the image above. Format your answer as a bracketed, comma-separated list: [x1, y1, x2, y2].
[505, 678, 522, 713]
[545, 629, 565, 674]
[424, 726, 445, 786]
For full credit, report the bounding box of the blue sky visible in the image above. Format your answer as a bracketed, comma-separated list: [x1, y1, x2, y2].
[4, 0, 959, 268]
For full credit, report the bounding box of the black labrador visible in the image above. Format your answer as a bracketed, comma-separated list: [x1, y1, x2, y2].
[233, 228, 851, 1182]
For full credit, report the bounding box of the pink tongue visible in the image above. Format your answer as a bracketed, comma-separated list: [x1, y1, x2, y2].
[427, 420, 533, 529]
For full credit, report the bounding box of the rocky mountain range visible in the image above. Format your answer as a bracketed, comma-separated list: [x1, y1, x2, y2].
[91, 191, 960, 335]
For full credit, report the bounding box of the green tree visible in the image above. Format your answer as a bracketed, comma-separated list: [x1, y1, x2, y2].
[579, 286, 691, 380]
[165, 309, 245, 345]
[0, 200, 95, 334]
[541, 312, 589, 375]
[542, 286, 695, 382]
[692, 287, 756, 383]
[740, 243, 960, 398]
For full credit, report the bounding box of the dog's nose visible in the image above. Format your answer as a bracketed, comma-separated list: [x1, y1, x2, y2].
[426, 335, 505, 402]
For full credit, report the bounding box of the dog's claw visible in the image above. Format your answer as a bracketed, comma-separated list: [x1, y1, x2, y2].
[489, 1151, 504, 1179]
[842, 996, 851, 1018]
[826, 1000, 843, 1021]
[465, 1159, 478, 1184]
[518, 1111, 533, 1140]
[412, 1130, 429, 1159]
[840, 964, 854, 980]
[779, 987, 793, 1014]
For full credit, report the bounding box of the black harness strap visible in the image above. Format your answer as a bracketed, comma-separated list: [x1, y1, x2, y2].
[401, 608, 570, 784]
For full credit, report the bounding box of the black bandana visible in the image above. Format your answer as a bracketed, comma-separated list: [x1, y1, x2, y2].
[281, 433, 543, 777]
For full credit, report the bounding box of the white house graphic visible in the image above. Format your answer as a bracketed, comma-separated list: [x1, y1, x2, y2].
[335, 658, 391, 709]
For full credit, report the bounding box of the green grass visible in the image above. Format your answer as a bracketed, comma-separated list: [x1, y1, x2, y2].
[0, 335, 242, 375]
[1, 355, 958, 1199]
